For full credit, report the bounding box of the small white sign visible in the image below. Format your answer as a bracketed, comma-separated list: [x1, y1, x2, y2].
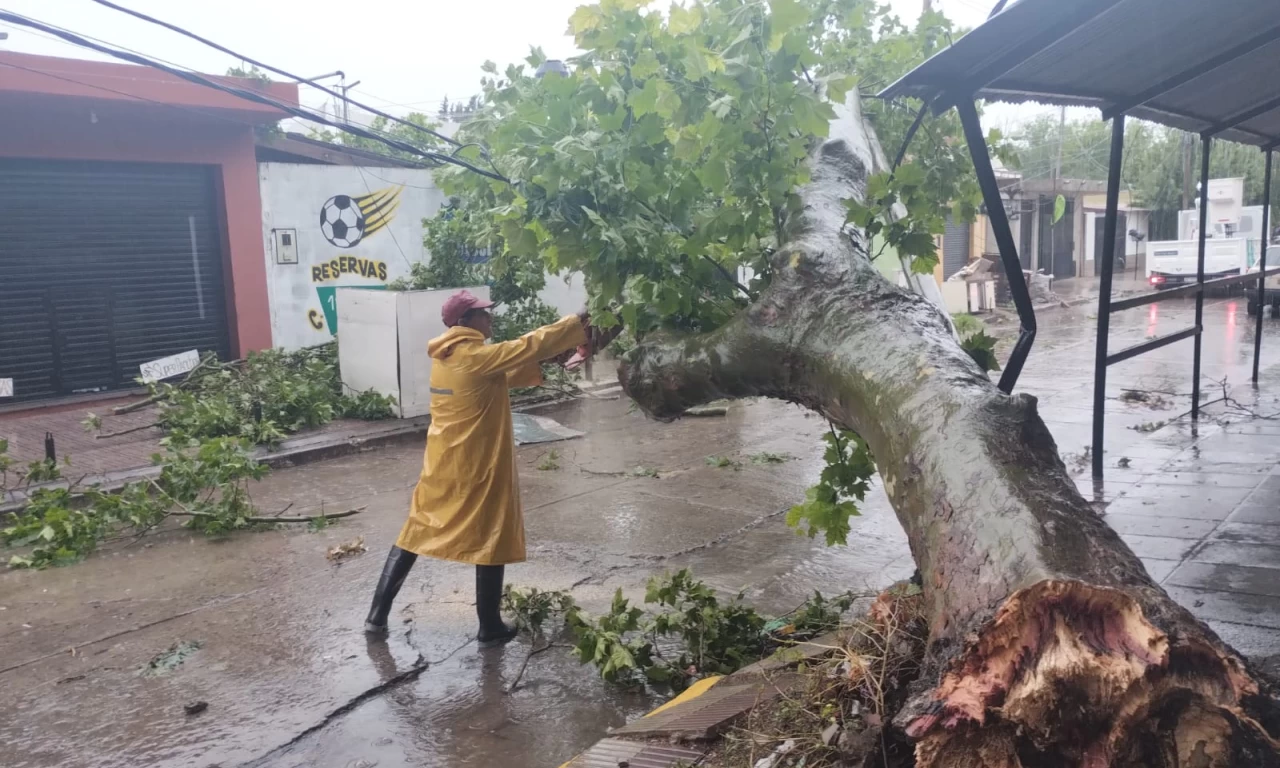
[0, 378, 12, 398]
[139, 350, 200, 384]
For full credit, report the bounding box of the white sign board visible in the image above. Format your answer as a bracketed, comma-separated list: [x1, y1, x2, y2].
[140, 350, 200, 384]
[0, 378, 12, 398]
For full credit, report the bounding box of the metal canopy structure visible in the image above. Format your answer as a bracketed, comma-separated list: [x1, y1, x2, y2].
[878, 0, 1279, 478]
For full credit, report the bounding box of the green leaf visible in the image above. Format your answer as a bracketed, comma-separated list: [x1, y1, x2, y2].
[1052, 194, 1067, 225]
[894, 163, 927, 188]
[708, 94, 734, 118]
[696, 159, 729, 194]
[654, 82, 682, 119]
[568, 4, 604, 35]
[768, 0, 808, 38]
[826, 75, 857, 104]
[961, 330, 1001, 372]
[631, 49, 661, 80]
[629, 78, 660, 117]
[668, 2, 702, 35]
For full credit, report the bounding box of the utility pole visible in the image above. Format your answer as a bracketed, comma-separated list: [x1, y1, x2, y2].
[1182, 132, 1194, 211]
[340, 79, 361, 123]
[1053, 105, 1066, 183]
[923, 0, 933, 13]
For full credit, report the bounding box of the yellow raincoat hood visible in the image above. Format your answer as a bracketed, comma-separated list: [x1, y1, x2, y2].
[395, 315, 587, 565]
[426, 325, 482, 360]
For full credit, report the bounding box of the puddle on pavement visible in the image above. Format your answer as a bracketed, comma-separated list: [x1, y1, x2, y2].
[261, 636, 655, 768]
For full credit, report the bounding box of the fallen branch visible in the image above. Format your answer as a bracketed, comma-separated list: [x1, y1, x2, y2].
[505, 640, 566, 694]
[95, 422, 161, 439]
[111, 392, 164, 416]
[110, 354, 238, 415]
[169, 505, 366, 525]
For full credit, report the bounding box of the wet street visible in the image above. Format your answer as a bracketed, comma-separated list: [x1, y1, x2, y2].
[4, 292, 1280, 767]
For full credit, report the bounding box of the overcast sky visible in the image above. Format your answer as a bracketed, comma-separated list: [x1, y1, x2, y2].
[0, 0, 1065, 131]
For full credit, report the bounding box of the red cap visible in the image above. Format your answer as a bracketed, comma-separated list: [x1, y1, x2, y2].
[441, 289, 495, 327]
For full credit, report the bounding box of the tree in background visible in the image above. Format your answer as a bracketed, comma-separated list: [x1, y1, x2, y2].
[1014, 115, 1279, 230]
[387, 206, 559, 343]
[307, 112, 443, 163]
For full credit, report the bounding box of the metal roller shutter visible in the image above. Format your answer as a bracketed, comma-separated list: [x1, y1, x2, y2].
[942, 217, 971, 279]
[0, 158, 231, 403]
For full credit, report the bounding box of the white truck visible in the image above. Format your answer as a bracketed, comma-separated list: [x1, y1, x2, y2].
[1146, 178, 1264, 288]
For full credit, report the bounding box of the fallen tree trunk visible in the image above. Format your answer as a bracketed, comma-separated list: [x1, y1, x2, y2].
[619, 93, 1280, 767]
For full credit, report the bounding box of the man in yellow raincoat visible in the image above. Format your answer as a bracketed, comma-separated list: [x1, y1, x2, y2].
[365, 289, 588, 647]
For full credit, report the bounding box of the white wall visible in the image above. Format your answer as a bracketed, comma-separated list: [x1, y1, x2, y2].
[259, 163, 446, 350]
[260, 162, 587, 349]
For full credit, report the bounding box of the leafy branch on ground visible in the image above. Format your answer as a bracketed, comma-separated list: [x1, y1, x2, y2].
[503, 568, 857, 691]
[0, 437, 361, 569]
[90, 344, 395, 449]
[706, 455, 743, 471]
[536, 450, 561, 471]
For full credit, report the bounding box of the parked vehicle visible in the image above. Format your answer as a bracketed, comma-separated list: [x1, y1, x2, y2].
[1147, 178, 1263, 290]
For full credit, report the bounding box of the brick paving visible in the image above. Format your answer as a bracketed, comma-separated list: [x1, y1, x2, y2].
[1091, 408, 1280, 657]
[0, 397, 163, 477]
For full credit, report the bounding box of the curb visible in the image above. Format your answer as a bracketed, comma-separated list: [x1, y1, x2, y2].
[1, 386, 607, 512]
[1, 416, 431, 511]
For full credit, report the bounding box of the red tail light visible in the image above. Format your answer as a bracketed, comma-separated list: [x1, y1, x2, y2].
[1150, 275, 1166, 285]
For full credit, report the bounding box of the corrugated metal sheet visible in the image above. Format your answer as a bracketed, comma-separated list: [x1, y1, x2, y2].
[0, 158, 230, 402]
[610, 678, 794, 739]
[879, 0, 1280, 148]
[567, 738, 706, 768]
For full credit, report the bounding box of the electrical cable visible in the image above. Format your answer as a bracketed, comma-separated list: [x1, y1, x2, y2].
[354, 164, 414, 269]
[0, 10, 508, 183]
[86, 0, 463, 149]
[0, 9, 453, 160]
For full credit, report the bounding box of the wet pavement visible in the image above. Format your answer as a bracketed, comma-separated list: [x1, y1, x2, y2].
[3, 293, 1280, 767]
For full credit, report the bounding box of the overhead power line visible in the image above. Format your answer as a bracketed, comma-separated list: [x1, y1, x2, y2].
[0, 11, 506, 182]
[86, 0, 463, 149]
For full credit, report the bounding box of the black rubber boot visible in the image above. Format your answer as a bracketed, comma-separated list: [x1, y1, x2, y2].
[364, 546, 417, 637]
[475, 564, 518, 648]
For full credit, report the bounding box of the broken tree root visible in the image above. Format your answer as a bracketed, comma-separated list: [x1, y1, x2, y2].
[903, 580, 1280, 768]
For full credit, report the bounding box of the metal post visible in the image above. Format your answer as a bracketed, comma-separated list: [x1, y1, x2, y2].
[1192, 136, 1212, 418]
[1255, 149, 1273, 384]
[1091, 115, 1126, 479]
[955, 98, 1036, 393]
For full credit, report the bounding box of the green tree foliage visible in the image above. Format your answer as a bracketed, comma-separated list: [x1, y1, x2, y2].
[387, 208, 562, 342]
[3, 438, 269, 568]
[503, 568, 855, 689]
[308, 112, 445, 162]
[1014, 116, 1278, 220]
[430, 0, 995, 546]
[153, 346, 394, 447]
[437, 0, 983, 337]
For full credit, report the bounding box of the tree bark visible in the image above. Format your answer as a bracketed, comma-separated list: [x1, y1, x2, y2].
[619, 94, 1280, 767]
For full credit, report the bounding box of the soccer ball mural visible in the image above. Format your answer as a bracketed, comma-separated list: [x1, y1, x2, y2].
[317, 186, 404, 249]
[319, 195, 366, 248]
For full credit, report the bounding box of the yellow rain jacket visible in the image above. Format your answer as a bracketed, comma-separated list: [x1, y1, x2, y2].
[395, 315, 587, 565]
